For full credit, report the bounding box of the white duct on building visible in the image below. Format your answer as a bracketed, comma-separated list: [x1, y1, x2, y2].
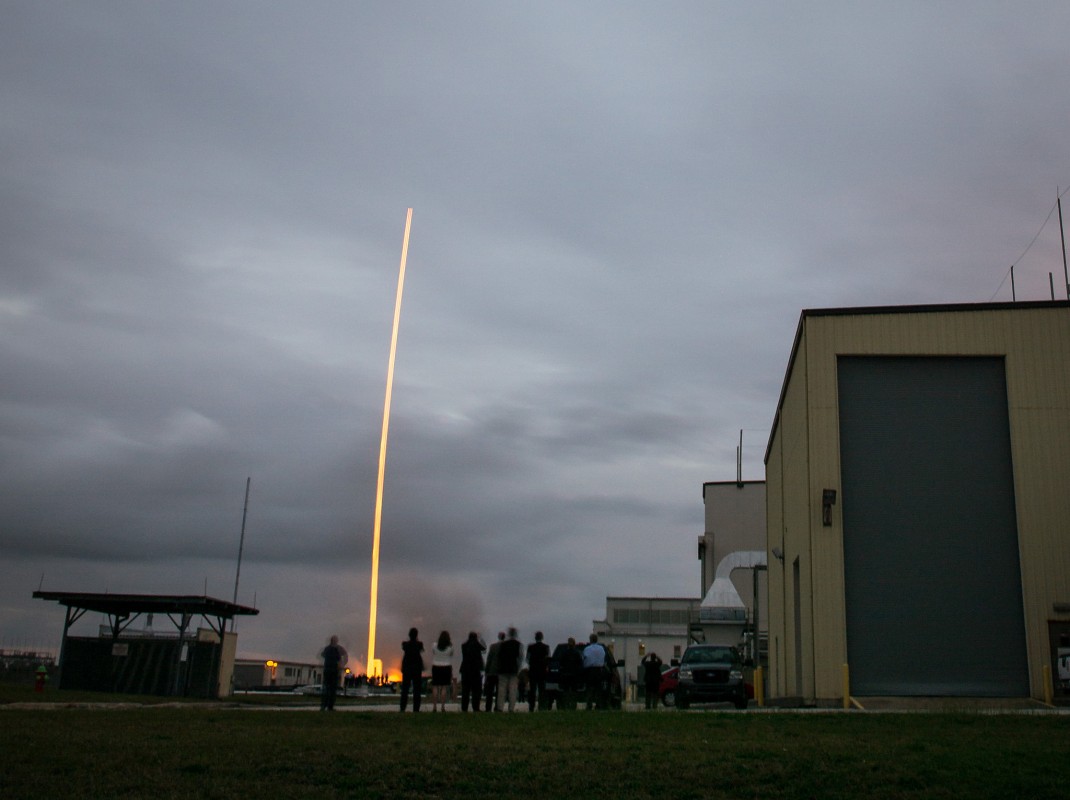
[700, 550, 766, 614]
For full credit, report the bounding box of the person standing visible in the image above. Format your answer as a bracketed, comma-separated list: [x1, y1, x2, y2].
[430, 630, 454, 712]
[526, 631, 550, 711]
[460, 631, 486, 712]
[641, 651, 664, 710]
[496, 627, 523, 712]
[558, 637, 584, 710]
[582, 633, 607, 710]
[320, 635, 348, 711]
[518, 668, 529, 707]
[483, 631, 504, 711]
[400, 627, 425, 712]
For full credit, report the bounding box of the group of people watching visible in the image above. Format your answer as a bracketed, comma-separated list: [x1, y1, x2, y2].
[397, 628, 616, 712]
[321, 629, 666, 712]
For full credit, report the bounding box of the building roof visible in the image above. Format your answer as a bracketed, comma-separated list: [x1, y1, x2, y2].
[701, 479, 764, 498]
[763, 300, 1070, 465]
[33, 591, 259, 619]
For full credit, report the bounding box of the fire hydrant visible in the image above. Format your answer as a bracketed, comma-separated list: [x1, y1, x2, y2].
[34, 665, 49, 693]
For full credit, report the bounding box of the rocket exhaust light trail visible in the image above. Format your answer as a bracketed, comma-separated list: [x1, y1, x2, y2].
[367, 208, 413, 678]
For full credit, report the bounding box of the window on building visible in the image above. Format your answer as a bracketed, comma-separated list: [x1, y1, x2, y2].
[613, 607, 692, 626]
[614, 608, 642, 624]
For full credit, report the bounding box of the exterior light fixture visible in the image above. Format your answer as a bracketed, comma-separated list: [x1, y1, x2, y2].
[822, 489, 837, 526]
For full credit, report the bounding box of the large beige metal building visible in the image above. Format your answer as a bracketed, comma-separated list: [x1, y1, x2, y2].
[764, 301, 1070, 703]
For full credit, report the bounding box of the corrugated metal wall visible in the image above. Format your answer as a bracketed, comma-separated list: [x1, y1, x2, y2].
[766, 303, 1070, 702]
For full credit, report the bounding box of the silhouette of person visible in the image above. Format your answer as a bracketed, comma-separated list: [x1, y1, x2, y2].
[526, 631, 550, 711]
[400, 627, 425, 712]
[430, 630, 454, 712]
[497, 627, 523, 712]
[558, 637, 584, 710]
[484, 631, 504, 711]
[320, 635, 348, 711]
[642, 651, 664, 710]
[582, 633, 607, 710]
[460, 631, 486, 712]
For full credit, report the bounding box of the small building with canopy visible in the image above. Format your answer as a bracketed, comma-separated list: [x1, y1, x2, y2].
[34, 591, 258, 698]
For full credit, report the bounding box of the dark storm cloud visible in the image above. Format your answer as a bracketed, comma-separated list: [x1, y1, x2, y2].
[2, 2, 1068, 664]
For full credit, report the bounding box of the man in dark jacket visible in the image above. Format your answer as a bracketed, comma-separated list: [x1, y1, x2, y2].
[400, 628, 424, 712]
[320, 635, 348, 711]
[496, 627, 523, 712]
[558, 637, 584, 710]
[483, 631, 504, 711]
[460, 631, 486, 712]
[526, 631, 551, 711]
[641, 651, 664, 710]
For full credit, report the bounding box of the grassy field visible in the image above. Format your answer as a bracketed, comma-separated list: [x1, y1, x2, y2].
[2, 690, 1069, 799]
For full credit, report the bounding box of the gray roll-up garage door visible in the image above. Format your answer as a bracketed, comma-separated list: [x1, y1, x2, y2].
[838, 356, 1029, 696]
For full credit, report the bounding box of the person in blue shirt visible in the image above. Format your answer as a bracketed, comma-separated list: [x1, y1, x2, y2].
[582, 633, 607, 710]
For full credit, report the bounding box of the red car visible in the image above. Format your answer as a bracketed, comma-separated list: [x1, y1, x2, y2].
[658, 667, 679, 707]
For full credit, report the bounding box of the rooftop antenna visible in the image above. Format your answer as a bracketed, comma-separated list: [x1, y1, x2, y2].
[736, 429, 743, 487]
[231, 476, 251, 632]
[368, 208, 414, 680]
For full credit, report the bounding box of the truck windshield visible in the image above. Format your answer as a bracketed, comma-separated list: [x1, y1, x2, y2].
[681, 646, 736, 665]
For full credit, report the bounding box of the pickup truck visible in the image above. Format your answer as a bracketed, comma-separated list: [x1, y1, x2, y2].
[675, 644, 748, 709]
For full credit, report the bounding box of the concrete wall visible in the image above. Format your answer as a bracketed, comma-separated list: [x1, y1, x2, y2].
[700, 481, 766, 599]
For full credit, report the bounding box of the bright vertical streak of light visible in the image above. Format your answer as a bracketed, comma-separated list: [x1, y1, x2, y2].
[368, 208, 413, 677]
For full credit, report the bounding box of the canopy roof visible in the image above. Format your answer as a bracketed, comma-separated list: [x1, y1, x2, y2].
[34, 591, 258, 697]
[33, 591, 259, 619]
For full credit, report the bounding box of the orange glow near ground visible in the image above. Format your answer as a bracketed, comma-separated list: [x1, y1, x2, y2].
[367, 209, 413, 678]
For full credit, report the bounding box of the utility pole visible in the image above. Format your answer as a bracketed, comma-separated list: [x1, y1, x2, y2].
[1058, 194, 1068, 300]
[231, 477, 251, 632]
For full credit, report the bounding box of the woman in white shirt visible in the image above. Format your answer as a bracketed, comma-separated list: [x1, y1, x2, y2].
[430, 630, 454, 711]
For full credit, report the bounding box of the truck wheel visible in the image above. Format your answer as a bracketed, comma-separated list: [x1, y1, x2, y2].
[662, 690, 675, 707]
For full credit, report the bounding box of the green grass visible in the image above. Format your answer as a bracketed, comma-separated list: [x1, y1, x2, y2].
[0, 682, 386, 707]
[2, 695, 1068, 799]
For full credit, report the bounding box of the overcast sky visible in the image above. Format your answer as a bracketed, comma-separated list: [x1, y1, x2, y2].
[2, 3, 1068, 673]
